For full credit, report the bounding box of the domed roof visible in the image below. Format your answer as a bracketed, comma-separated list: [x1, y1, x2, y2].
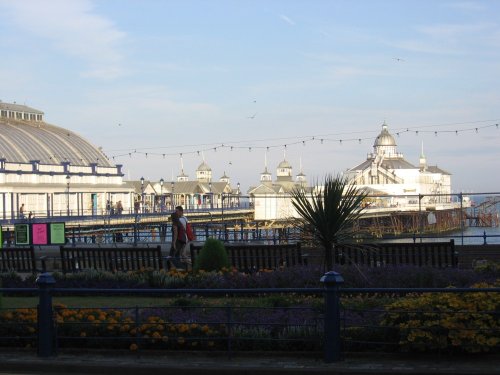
[197, 161, 211, 171]
[373, 123, 396, 148]
[277, 160, 291, 169]
[0, 117, 112, 167]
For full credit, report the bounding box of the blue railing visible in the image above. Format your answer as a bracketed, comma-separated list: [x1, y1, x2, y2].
[1, 272, 499, 362]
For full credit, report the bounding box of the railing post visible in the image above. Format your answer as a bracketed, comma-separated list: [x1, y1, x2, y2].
[320, 271, 344, 363]
[36, 273, 56, 358]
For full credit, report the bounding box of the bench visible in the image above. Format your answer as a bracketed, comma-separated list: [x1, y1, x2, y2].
[332, 240, 457, 268]
[190, 242, 305, 272]
[0, 247, 38, 273]
[59, 246, 164, 273]
[456, 244, 500, 269]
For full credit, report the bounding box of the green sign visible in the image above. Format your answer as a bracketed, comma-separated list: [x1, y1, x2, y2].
[50, 223, 66, 245]
[15, 224, 30, 245]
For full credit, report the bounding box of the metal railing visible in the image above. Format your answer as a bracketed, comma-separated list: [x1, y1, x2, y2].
[0, 272, 498, 362]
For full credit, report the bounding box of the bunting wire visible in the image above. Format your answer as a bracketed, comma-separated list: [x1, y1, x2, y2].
[106, 121, 499, 162]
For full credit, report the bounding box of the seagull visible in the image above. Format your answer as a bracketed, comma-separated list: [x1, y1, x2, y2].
[393, 57, 405, 62]
[248, 113, 257, 119]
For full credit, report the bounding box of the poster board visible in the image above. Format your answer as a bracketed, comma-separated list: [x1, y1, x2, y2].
[32, 223, 49, 245]
[49, 222, 66, 245]
[15, 224, 30, 245]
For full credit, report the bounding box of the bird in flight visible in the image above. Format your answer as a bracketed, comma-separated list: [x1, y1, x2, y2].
[248, 113, 257, 119]
[393, 57, 405, 62]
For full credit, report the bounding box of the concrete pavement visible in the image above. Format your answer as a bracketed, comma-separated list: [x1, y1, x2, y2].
[0, 350, 499, 375]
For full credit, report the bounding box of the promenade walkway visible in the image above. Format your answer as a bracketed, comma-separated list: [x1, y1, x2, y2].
[1, 350, 499, 375]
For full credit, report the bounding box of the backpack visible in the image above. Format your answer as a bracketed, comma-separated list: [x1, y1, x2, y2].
[186, 222, 196, 241]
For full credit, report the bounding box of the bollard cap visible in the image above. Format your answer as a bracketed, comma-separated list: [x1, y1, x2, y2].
[36, 272, 56, 286]
[320, 271, 344, 286]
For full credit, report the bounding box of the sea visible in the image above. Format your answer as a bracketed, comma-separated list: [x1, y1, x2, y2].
[386, 226, 500, 245]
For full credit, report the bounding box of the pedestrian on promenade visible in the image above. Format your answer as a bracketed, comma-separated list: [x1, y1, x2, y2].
[116, 200, 123, 215]
[19, 204, 25, 219]
[169, 206, 191, 269]
[176, 206, 192, 266]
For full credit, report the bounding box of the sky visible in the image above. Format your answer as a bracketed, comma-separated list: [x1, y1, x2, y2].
[1, 0, 499, 193]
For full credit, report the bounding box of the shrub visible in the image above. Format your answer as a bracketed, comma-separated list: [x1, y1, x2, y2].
[381, 280, 500, 353]
[193, 238, 230, 272]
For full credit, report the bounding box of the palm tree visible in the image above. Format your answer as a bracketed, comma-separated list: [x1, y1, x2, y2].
[291, 174, 368, 270]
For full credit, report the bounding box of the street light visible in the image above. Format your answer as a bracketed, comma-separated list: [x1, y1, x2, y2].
[66, 174, 70, 216]
[159, 178, 164, 212]
[209, 182, 213, 209]
[171, 181, 174, 210]
[140, 177, 145, 213]
[237, 182, 241, 208]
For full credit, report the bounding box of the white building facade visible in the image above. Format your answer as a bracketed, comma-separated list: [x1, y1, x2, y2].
[248, 158, 311, 221]
[344, 122, 453, 209]
[0, 102, 135, 219]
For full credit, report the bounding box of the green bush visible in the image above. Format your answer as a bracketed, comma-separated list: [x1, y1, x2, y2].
[381, 280, 500, 353]
[193, 238, 230, 272]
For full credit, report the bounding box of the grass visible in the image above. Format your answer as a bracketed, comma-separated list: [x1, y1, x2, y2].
[2, 296, 180, 308]
[2, 294, 324, 309]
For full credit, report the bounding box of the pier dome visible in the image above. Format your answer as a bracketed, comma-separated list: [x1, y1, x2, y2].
[373, 122, 398, 157]
[0, 103, 111, 167]
[374, 123, 396, 148]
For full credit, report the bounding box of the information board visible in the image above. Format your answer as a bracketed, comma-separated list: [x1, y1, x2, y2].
[32, 223, 49, 245]
[49, 223, 66, 245]
[15, 224, 30, 245]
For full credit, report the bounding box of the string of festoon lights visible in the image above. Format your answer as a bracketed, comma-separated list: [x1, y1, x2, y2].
[105, 120, 499, 163]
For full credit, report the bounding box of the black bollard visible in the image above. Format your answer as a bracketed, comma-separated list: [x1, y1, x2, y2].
[36, 273, 56, 358]
[320, 271, 344, 363]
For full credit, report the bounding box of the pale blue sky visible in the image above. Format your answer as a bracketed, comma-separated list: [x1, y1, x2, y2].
[1, 0, 499, 192]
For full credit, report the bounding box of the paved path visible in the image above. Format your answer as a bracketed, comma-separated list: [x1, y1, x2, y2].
[1, 351, 499, 375]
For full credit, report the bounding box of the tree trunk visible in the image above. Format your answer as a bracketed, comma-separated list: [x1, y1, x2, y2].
[324, 243, 333, 270]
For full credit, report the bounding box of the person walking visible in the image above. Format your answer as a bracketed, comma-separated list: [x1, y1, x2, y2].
[19, 204, 25, 219]
[169, 206, 191, 269]
[175, 206, 192, 266]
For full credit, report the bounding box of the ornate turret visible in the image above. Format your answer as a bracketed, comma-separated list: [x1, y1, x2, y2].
[276, 159, 293, 182]
[196, 161, 212, 182]
[373, 122, 398, 157]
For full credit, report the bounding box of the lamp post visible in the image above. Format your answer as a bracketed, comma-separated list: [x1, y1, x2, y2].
[140, 176, 145, 213]
[171, 181, 174, 210]
[160, 178, 164, 212]
[66, 174, 70, 216]
[237, 182, 241, 208]
[209, 182, 213, 209]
